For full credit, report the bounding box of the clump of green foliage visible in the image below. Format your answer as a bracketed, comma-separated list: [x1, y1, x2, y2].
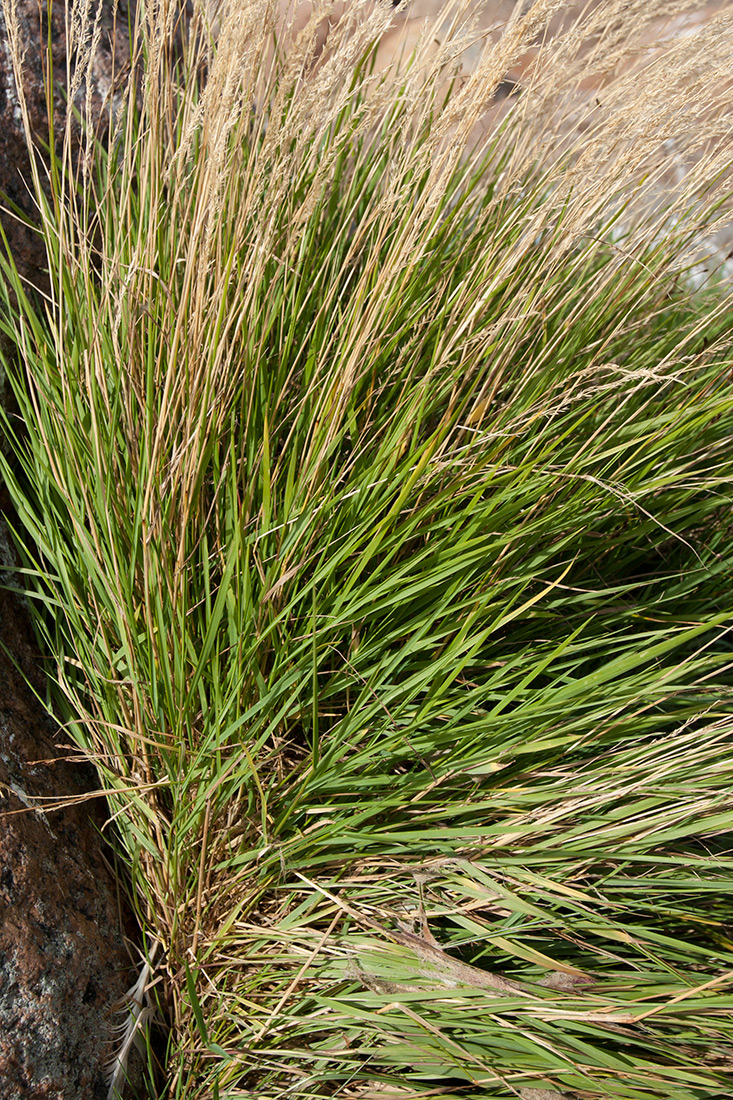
[1, 0, 733, 1097]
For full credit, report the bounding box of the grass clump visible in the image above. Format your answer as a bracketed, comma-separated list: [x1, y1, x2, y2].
[1, 0, 733, 1096]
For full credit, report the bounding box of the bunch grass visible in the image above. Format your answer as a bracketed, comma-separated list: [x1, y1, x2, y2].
[1, 0, 733, 1097]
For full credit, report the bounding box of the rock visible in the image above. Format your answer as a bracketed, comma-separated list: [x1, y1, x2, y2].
[0, 0, 134, 287]
[0, 1, 144, 1095]
[0, 495, 142, 1099]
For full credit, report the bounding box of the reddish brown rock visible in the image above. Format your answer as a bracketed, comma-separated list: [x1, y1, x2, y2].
[0, 500, 142, 1099]
[0, 1, 143, 1094]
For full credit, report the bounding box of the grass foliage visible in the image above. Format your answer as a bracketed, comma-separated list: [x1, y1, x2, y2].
[1, 0, 733, 1096]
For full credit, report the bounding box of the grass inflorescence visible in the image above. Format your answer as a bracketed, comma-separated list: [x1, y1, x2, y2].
[1, 1, 733, 1097]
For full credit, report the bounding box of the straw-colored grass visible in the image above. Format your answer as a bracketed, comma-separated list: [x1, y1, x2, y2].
[1, 1, 733, 1097]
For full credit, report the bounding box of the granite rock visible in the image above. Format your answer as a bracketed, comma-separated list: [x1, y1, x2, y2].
[0, 494, 142, 1100]
[0, 4, 139, 1092]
